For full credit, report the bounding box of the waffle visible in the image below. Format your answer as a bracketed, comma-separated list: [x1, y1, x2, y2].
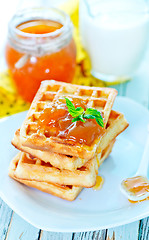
[98, 110, 129, 151]
[98, 139, 116, 167]
[19, 80, 118, 159]
[9, 139, 115, 201]
[8, 152, 83, 201]
[12, 110, 128, 170]
[12, 129, 88, 171]
[13, 151, 100, 188]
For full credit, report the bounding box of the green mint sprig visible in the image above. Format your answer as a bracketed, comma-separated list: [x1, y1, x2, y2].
[65, 97, 104, 128]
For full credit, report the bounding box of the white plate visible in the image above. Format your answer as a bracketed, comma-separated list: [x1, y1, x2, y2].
[0, 96, 149, 232]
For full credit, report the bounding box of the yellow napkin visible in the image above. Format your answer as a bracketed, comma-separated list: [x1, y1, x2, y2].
[0, 0, 113, 118]
[0, 71, 29, 118]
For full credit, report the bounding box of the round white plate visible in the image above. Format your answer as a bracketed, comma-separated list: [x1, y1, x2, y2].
[0, 96, 149, 232]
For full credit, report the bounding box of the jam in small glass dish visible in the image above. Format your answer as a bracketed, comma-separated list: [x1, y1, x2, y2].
[5, 8, 76, 102]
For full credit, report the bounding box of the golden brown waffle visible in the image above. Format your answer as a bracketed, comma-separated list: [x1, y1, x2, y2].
[19, 80, 117, 159]
[98, 110, 129, 151]
[12, 129, 88, 171]
[13, 151, 99, 188]
[8, 152, 83, 201]
[9, 139, 115, 201]
[12, 110, 128, 170]
[98, 139, 116, 167]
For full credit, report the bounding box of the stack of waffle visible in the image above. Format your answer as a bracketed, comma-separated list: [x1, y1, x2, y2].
[9, 80, 129, 201]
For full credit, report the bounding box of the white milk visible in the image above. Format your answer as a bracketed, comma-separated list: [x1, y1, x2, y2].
[79, 0, 149, 81]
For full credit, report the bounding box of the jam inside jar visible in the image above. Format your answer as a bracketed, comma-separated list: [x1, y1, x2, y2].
[5, 8, 76, 102]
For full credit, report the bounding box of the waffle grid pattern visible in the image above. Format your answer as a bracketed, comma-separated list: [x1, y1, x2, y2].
[12, 110, 129, 171]
[20, 81, 117, 158]
[14, 151, 98, 188]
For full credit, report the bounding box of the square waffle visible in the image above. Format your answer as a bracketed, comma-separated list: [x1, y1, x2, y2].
[12, 129, 88, 171]
[19, 80, 118, 159]
[98, 110, 129, 151]
[98, 139, 116, 167]
[12, 110, 128, 170]
[9, 152, 83, 201]
[13, 151, 99, 188]
[9, 139, 115, 201]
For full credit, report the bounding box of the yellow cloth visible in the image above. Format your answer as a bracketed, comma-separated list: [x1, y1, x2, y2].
[0, 71, 29, 118]
[0, 0, 119, 118]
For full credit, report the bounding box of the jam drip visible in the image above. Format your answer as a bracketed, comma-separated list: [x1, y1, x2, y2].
[93, 176, 104, 190]
[38, 98, 105, 146]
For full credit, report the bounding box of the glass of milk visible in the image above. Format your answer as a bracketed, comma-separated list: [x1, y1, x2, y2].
[79, 0, 149, 83]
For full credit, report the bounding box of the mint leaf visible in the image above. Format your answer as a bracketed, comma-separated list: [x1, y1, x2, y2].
[65, 97, 76, 114]
[84, 108, 104, 128]
[72, 115, 85, 123]
[65, 97, 84, 117]
[83, 114, 95, 119]
[95, 117, 104, 128]
[85, 108, 101, 116]
[65, 97, 104, 127]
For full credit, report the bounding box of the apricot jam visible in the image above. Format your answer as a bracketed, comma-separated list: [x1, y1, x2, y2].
[5, 8, 76, 102]
[123, 176, 149, 197]
[93, 176, 104, 190]
[17, 19, 63, 34]
[38, 98, 105, 146]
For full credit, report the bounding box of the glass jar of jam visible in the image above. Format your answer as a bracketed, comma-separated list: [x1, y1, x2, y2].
[5, 8, 76, 102]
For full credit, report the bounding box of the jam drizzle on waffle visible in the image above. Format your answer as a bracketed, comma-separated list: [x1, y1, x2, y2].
[38, 97, 105, 146]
